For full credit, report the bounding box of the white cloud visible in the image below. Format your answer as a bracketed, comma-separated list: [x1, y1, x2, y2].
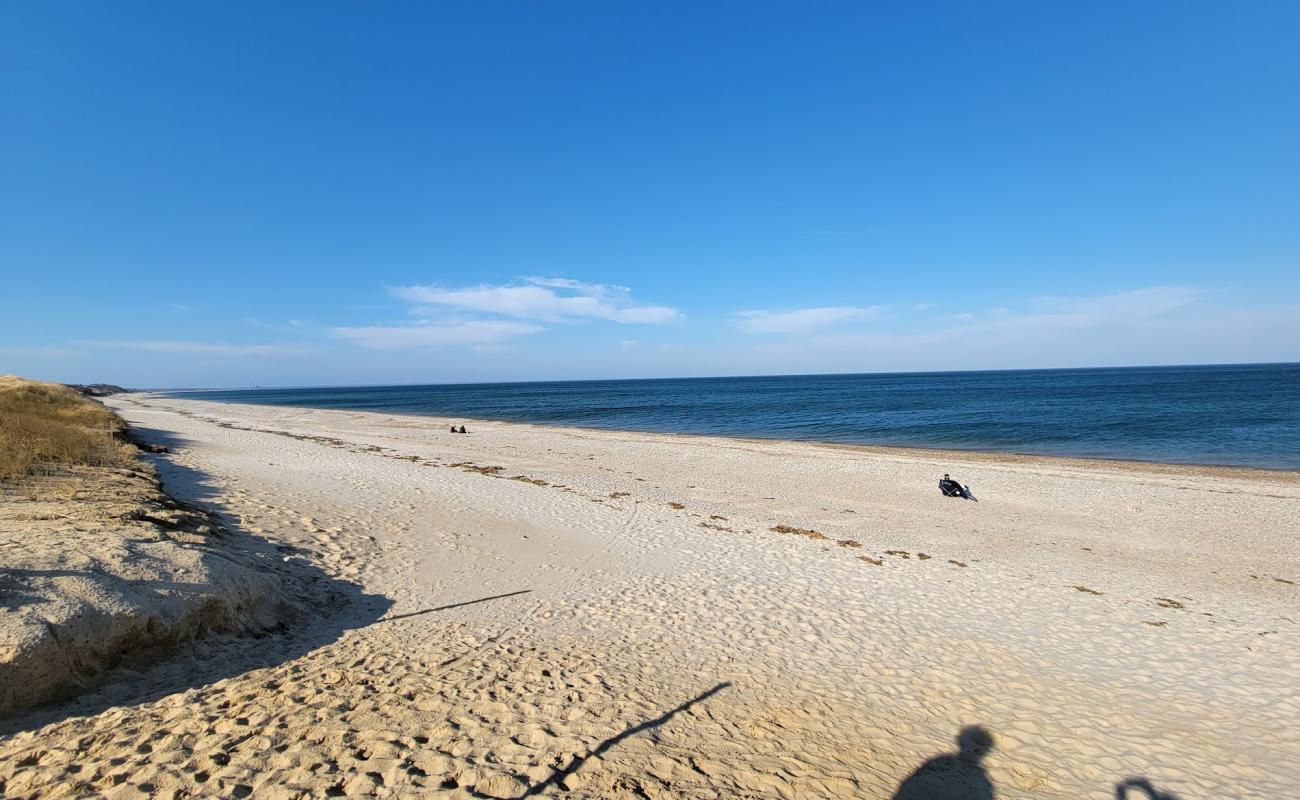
[733, 305, 887, 334]
[390, 277, 681, 324]
[333, 320, 543, 349]
[734, 288, 1200, 339]
[1032, 285, 1200, 318]
[81, 340, 311, 356]
[773, 285, 1283, 372]
[928, 286, 1202, 334]
[339, 276, 681, 351]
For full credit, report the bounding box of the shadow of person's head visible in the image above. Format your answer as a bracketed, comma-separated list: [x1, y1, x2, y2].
[892, 725, 998, 800]
[958, 725, 995, 763]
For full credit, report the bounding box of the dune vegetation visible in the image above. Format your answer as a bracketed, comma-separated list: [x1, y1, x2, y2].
[0, 375, 135, 480]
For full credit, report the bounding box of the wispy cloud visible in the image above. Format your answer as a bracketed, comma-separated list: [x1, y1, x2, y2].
[391, 277, 682, 324]
[1030, 285, 1201, 318]
[0, 345, 79, 358]
[81, 340, 311, 356]
[735, 288, 1201, 339]
[244, 318, 315, 331]
[333, 320, 543, 349]
[334, 276, 680, 350]
[919, 286, 1202, 335]
[789, 286, 1238, 367]
[733, 305, 887, 334]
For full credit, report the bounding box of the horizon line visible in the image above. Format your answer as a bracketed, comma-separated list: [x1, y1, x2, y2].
[144, 359, 1299, 393]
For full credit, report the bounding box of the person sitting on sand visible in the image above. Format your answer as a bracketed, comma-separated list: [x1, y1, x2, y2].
[939, 473, 974, 500]
[450, 425, 457, 433]
[458, 425, 467, 434]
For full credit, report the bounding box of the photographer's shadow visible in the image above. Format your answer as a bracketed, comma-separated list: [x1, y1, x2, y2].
[892, 726, 996, 800]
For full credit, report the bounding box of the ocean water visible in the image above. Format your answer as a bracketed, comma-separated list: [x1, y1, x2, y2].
[175, 363, 1300, 470]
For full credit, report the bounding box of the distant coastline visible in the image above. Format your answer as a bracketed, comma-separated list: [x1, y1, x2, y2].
[166, 363, 1300, 471]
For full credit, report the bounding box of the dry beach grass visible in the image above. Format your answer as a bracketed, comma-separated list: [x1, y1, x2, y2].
[0, 376, 133, 480]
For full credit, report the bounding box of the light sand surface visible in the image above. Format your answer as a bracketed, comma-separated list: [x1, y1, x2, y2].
[2, 394, 1297, 799]
[0, 463, 305, 718]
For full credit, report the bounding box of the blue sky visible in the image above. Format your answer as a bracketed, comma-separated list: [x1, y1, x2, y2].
[2, 2, 1297, 387]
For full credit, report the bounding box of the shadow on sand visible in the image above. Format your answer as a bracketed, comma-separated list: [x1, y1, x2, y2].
[0, 428, 393, 735]
[518, 682, 732, 798]
[890, 725, 1188, 800]
[378, 590, 534, 623]
[120, 423, 194, 456]
[1115, 777, 1181, 799]
[892, 725, 996, 800]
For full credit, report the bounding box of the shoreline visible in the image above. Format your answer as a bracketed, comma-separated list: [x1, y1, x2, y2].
[141, 392, 1300, 482]
[5, 391, 1292, 798]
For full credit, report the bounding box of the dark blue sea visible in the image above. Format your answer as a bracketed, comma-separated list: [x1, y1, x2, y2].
[175, 363, 1300, 470]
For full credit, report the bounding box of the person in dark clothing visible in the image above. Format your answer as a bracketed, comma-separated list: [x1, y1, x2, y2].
[892, 725, 996, 800]
[939, 473, 978, 500]
[458, 425, 467, 434]
[450, 426, 457, 433]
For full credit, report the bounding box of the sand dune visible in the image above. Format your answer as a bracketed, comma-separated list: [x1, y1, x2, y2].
[0, 448, 320, 719]
[1, 394, 1296, 798]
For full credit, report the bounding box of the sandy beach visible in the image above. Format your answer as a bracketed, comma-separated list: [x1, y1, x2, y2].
[2, 392, 1297, 799]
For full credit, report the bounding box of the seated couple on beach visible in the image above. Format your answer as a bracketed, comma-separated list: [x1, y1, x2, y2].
[939, 473, 976, 501]
[449, 425, 467, 434]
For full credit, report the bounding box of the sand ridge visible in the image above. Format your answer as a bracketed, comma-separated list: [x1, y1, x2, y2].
[0, 462, 321, 718]
[1, 393, 1296, 798]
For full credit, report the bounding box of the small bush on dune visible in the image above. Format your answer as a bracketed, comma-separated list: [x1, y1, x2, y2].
[0, 375, 136, 480]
